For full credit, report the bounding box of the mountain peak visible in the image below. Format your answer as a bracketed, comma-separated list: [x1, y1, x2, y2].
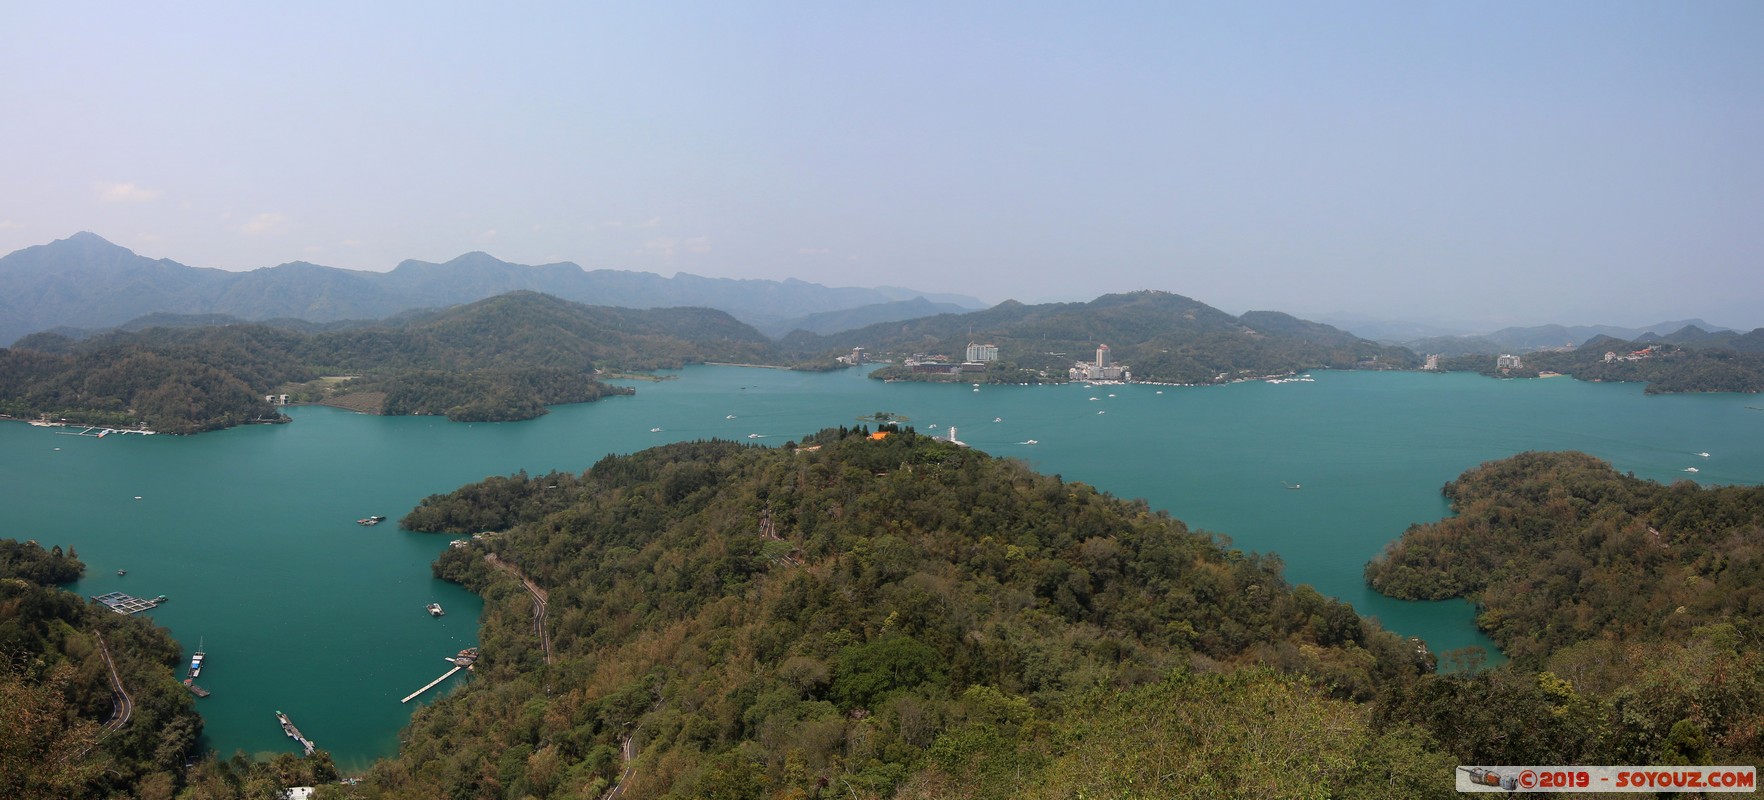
[52, 231, 135, 255]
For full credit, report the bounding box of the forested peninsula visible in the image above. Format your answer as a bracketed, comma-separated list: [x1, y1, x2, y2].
[0, 539, 339, 798]
[1365, 451, 1764, 765]
[0, 293, 780, 432]
[379, 427, 1448, 799]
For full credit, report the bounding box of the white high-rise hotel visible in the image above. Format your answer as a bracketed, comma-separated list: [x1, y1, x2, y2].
[1069, 344, 1128, 382]
[965, 342, 998, 362]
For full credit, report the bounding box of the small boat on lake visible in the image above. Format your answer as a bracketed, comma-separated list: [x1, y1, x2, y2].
[1684, 467, 1700, 473]
[189, 638, 205, 679]
[116, 569, 126, 577]
[427, 603, 445, 617]
[357, 515, 386, 526]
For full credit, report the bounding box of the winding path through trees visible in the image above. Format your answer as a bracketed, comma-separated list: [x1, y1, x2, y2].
[486, 553, 551, 665]
[65, 631, 132, 762]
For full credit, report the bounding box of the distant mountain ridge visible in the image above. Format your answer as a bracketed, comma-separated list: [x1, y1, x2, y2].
[758, 296, 973, 338]
[1398, 319, 1738, 357]
[0, 233, 986, 345]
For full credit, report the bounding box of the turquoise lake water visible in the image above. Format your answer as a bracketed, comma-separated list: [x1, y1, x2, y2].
[3, 366, 1759, 771]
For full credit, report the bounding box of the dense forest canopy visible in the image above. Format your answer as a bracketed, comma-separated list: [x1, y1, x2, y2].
[373, 427, 1446, 799]
[1363, 451, 1764, 769]
[1367, 450, 1764, 664]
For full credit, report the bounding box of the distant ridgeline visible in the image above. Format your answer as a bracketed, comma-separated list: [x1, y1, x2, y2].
[786, 290, 1418, 385]
[0, 232, 985, 347]
[0, 292, 785, 431]
[1365, 451, 1764, 767]
[381, 427, 1460, 799]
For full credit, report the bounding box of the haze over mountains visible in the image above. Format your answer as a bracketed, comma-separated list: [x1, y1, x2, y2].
[0, 233, 985, 346]
[6, 234, 1759, 364]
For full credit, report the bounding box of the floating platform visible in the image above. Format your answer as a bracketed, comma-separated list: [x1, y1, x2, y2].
[91, 591, 165, 615]
[277, 710, 316, 756]
[182, 678, 211, 698]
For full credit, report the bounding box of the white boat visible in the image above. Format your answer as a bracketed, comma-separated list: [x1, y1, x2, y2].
[993, 417, 1002, 422]
[1698, 452, 1711, 457]
[1684, 467, 1699, 473]
[1155, 390, 1163, 394]
[1089, 397, 1098, 401]
[726, 414, 736, 419]
[650, 427, 662, 432]
[427, 603, 445, 617]
[1097, 410, 1106, 415]
[973, 387, 979, 392]
[1022, 439, 1038, 445]
[748, 433, 763, 439]
[1107, 393, 1116, 397]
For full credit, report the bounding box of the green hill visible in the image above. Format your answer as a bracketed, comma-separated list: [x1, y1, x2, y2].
[369, 427, 1443, 799]
[787, 291, 1418, 384]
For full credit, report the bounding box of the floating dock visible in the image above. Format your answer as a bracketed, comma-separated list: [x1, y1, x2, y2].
[91, 592, 165, 615]
[183, 678, 210, 698]
[54, 426, 153, 437]
[277, 710, 315, 755]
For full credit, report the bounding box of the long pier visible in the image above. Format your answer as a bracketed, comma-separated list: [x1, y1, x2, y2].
[401, 666, 462, 703]
[52, 425, 154, 437]
[277, 711, 315, 756]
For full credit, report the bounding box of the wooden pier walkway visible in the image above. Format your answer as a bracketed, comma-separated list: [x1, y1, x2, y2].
[401, 666, 462, 704]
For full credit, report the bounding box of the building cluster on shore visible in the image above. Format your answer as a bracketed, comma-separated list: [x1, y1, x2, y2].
[904, 341, 1000, 376]
[1069, 344, 1130, 382]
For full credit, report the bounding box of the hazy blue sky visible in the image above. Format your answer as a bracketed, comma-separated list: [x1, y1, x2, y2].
[3, 2, 1760, 328]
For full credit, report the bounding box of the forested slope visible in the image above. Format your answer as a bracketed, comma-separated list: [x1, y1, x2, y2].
[1364, 451, 1764, 768]
[373, 428, 1445, 799]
